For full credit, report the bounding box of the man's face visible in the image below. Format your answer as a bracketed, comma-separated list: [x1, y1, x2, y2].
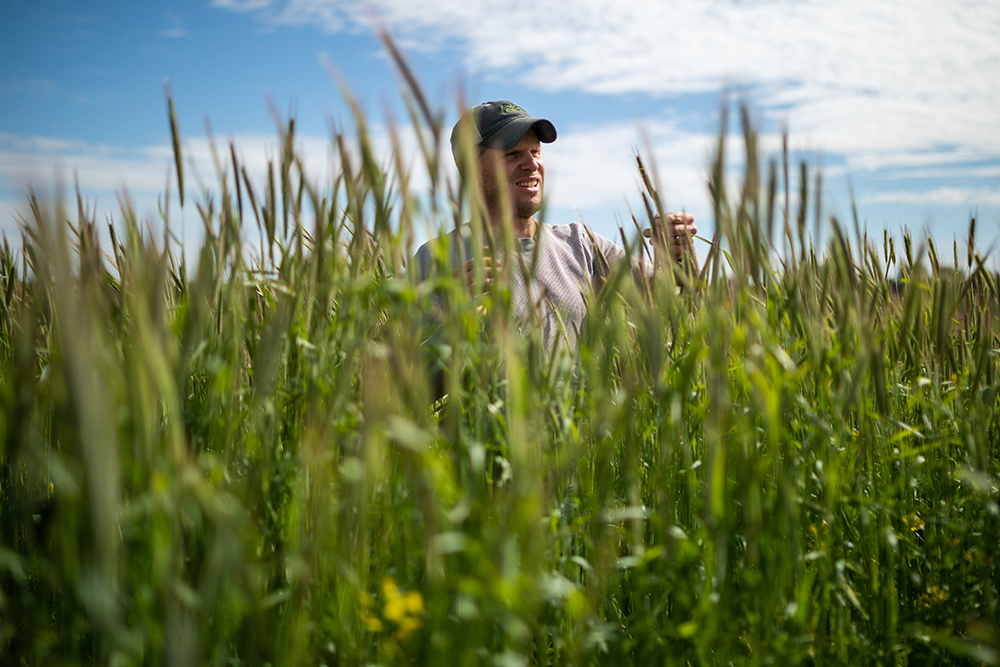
[478, 129, 544, 221]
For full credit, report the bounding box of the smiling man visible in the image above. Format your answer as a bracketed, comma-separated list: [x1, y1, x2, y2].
[472, 101, 552, 239]
[413, 100, 697, 351]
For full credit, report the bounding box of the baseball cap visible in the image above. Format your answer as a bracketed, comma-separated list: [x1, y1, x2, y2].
[451, 101, 557, 155]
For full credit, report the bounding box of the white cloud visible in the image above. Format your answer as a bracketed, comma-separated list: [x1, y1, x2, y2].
[0, 78, 57, 97]
[876, 166, 1000, 181]
[215, 0, 1000, 177]
[159, 11, 189, 38]
[210, 0, 274, 12]
[544, 120, 715, 215]
[0, 196, 27, 240]
[864, 187, 1000, 207]
[4, 121, 996, 270]
[0, 122, 456, 253]
[0, 131, 327, 254]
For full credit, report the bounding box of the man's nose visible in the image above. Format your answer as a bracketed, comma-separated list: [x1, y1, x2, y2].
[519, 154, 540, 170]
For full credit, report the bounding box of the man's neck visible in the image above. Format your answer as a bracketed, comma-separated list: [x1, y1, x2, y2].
[488, 212, 536, 239]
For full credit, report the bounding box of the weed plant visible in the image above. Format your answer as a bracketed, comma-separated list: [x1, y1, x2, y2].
[1, 44, 999, 666]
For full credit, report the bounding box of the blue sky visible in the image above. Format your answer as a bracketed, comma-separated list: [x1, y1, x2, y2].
[3, 0, 999, 268]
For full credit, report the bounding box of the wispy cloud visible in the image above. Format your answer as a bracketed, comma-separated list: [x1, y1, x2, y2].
[160, 11, 188, 38]
[875, 165, 1000, 181]
[0, 78, 58, 97]
[864, 187, 1000, 207]
[3, 121, 997, 269]
[210, 0, 274, 12]
[544, 120, 715, 215]
[0, 129, 338, 259]
[0, 131, 335, 210]
[214, 0, 1000, 176]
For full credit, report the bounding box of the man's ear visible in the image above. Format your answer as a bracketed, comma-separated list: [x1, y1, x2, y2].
[451, 114, 480, 178]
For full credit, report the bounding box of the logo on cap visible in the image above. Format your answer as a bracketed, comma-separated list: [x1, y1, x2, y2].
[500, 102, 526, 115]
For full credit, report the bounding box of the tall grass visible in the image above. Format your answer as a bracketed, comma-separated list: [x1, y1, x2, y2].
[2, 45, 999, 666]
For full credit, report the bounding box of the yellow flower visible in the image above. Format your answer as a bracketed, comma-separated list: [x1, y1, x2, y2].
[904, 512, 924, 532]
[359, 592, 383, 633]
[384, 595, 407, 623]
[363, 615, 384, 633]
[405, 590, 424, 615]
[381, 576, 401, 599]
[918, 585, 948, 608]
[376, 576, 424, 641]
[965, 549, 983, 565]
[395, 615, 422, 641]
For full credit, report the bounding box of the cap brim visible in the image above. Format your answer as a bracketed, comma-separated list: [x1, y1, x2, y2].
[481, 117, 557, 150]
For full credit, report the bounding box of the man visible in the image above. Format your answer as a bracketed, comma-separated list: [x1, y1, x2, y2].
[414, 100, 697, 351]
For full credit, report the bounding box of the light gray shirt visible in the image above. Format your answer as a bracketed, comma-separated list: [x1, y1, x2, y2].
[414, 222, 650, 350]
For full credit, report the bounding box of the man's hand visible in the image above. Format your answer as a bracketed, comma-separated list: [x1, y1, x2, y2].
[645, 212, 697, 264]
[461, 246, 494, 295]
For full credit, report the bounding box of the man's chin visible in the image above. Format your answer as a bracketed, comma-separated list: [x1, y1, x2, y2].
[513, 197, 542, 219]
[514, 206, 540, 220]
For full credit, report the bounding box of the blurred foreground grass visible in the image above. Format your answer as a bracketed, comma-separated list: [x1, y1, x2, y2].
[1, 55, 999, 666]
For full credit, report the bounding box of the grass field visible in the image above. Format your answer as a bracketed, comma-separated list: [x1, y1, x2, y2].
[1, 52, 999, 666]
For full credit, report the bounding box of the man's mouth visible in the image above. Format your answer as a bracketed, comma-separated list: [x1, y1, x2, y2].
[515, 178, 539, 189]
